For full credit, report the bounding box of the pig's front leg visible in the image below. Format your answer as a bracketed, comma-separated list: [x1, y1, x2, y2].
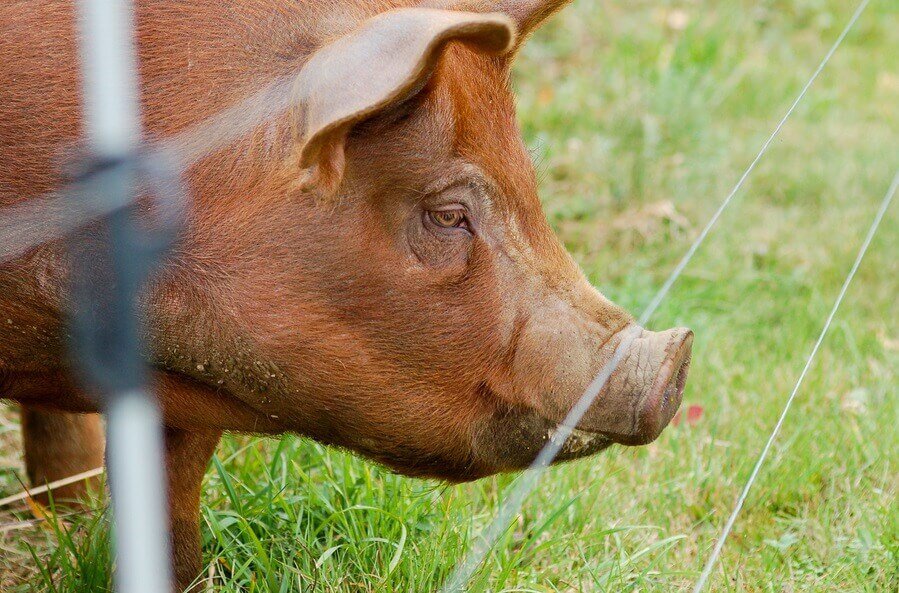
[164, 427, 221, 592]
[21, 406, 105, 505]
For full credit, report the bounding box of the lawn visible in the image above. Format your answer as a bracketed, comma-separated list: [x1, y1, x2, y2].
[1, 0, 897, 591]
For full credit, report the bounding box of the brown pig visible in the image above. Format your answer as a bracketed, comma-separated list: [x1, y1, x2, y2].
[0, 0, 693, 588]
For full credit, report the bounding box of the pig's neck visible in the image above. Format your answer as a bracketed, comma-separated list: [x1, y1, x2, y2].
[145, 266, 300, 429]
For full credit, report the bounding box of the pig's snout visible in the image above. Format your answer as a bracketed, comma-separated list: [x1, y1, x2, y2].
[579, 326, 693, 446]
[625, 327, 692, 445]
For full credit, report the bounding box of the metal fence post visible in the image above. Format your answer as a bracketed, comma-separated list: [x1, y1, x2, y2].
[73, 1, 173, 592]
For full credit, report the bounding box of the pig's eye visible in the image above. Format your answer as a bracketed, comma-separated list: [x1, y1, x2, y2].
[427, 209, 468, 229]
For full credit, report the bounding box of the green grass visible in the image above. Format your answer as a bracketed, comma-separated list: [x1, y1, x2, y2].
[2, 0, 897, 590]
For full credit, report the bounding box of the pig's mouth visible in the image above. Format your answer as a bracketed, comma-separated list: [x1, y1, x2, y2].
[466, 400, 611, 475]
[545, 425, 614, 459]
[548, 343, 690, 454]
[546, 346, 690, 456]
[470, 327, 693, 476]
[553, 354, 691, 456]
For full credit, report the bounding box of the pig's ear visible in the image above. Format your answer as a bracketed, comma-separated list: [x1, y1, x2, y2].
[293, 8, 516, 196]
[492, 0, 573, 48]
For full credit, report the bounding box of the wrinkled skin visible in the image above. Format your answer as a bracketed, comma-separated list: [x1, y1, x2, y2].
[0, 0, 692, 588]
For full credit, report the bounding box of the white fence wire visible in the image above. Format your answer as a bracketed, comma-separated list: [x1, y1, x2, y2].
[439, 0, 873, 589]
[692, 168, 899, 592]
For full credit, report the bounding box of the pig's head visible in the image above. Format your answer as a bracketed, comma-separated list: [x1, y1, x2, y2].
[175, 0, 692, 481]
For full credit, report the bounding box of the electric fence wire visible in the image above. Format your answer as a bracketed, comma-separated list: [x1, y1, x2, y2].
[691, 168, 898, 593]
[439, 1, 872, 590]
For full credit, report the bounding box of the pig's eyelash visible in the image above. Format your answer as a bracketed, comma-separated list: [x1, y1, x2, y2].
[415, 177, 489, 208]
[418, 168, 489, 198]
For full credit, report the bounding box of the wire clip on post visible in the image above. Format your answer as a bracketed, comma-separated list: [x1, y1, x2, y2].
[68, 153, 181, 396]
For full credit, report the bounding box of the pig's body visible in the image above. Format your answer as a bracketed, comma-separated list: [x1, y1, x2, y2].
[0, 1, 693, 589]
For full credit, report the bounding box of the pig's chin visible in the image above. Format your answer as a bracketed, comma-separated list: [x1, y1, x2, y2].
[467, 405, 614, 478]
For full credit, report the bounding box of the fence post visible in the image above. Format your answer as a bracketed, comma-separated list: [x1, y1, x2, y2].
[73, 1, 173, 592]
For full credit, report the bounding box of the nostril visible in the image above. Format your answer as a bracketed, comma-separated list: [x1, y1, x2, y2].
[663, 352, 690, 410]
[666, 330, 692, 407]
[675, 353, 691, 397]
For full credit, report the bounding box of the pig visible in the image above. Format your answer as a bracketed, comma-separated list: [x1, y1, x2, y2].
[0, 0, 693, 589]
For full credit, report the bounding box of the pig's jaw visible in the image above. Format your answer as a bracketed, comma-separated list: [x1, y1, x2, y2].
[546, 426, 612, 457]
[465, 400, 614, 476]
